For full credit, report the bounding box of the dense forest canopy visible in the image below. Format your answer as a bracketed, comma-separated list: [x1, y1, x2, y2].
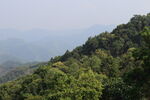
[0, 13, 150, 100]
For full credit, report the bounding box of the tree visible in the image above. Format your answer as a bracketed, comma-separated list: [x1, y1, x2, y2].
[125, 27, 150, 99]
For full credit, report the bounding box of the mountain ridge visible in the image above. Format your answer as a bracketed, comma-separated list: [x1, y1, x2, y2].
[0, 14, 150, 99]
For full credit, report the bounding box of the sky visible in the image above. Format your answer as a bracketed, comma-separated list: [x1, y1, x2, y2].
[0, 0, 150, 30]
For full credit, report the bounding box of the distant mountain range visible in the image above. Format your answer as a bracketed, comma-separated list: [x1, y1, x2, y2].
[0, 24, 115, 64]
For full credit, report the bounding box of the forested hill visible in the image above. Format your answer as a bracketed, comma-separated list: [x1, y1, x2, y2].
[53, 14, 150, 62]
[0, 14, 150, 100]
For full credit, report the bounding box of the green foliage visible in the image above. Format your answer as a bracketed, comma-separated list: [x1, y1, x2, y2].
[102, 78, 133, 100]
[124, 26, 150, 99]
[0, 66, 104, 100]
[1, 13, 150, 100]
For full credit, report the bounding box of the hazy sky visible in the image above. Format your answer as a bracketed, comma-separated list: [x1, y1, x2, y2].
[0, 0, 150, 30]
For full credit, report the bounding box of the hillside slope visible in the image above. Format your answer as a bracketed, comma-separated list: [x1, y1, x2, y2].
[0, 14, 150, 100]
[0, 62, 48, 84]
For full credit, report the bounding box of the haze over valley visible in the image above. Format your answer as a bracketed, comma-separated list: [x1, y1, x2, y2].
[0, 24, 115, 64]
